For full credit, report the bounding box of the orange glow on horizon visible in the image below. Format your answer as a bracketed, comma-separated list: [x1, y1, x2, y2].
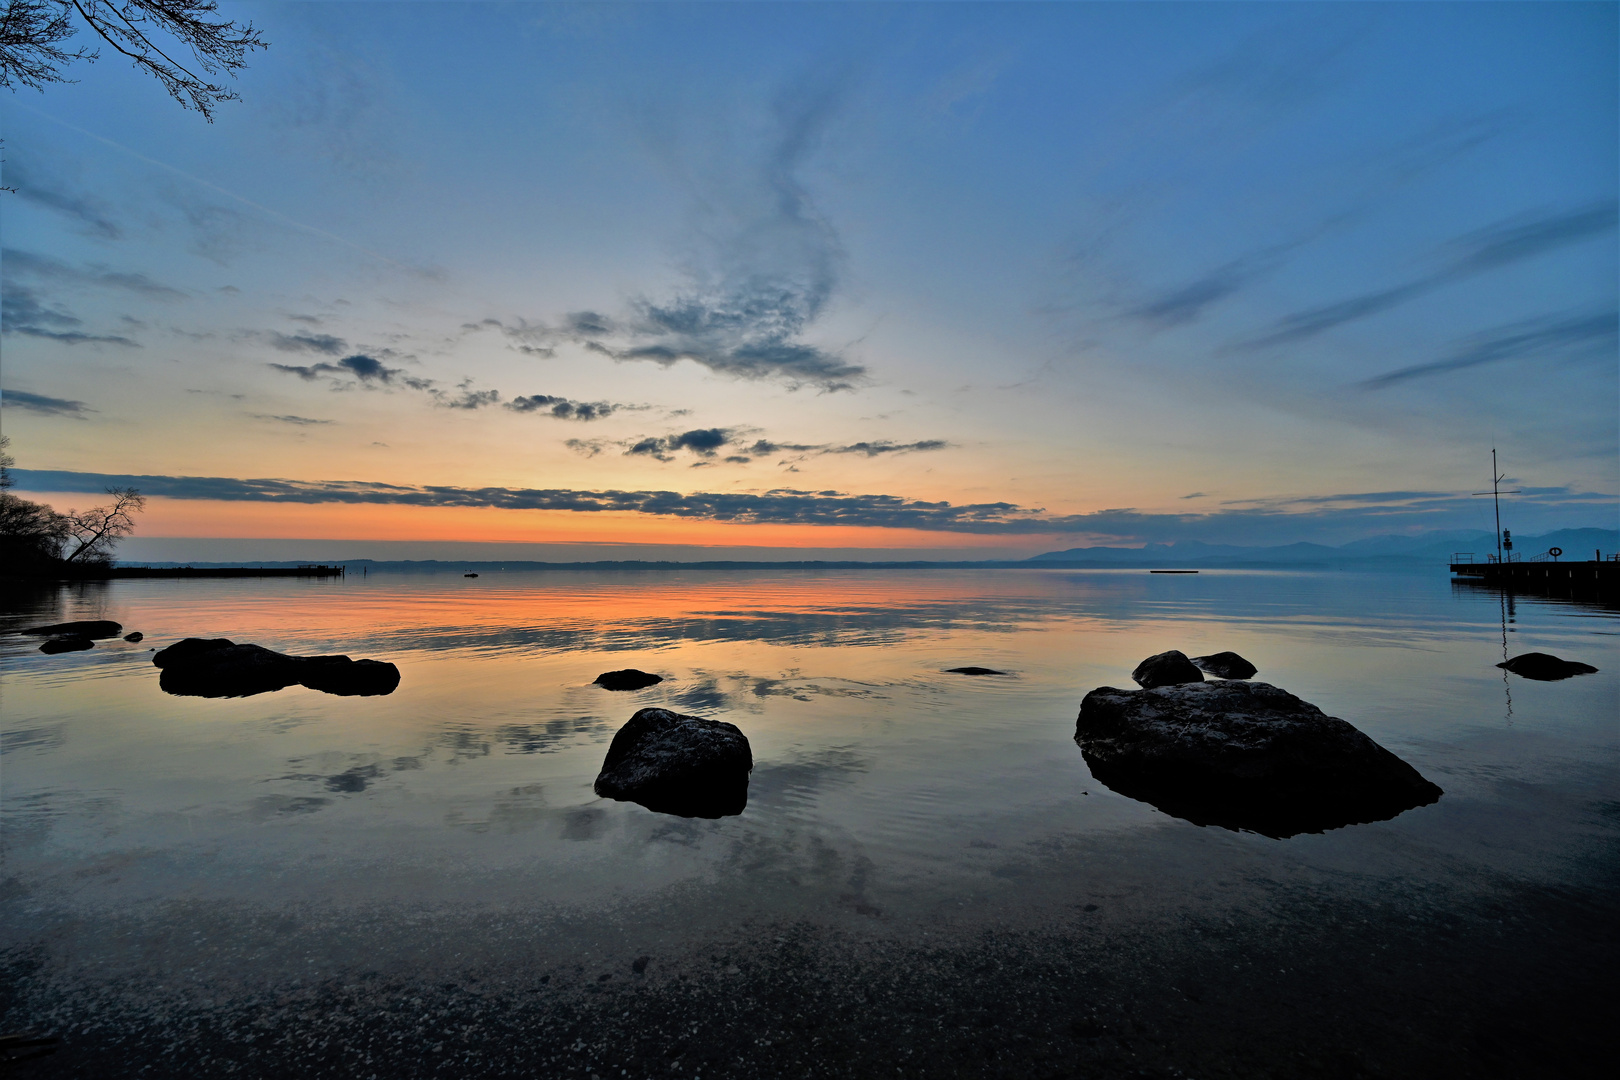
[21, 493, 1054, 551]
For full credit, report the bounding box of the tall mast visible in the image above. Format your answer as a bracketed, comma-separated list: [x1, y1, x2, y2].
[1493, 447, 1502, 563]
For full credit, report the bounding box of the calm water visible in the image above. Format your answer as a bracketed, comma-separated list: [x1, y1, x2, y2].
[3, 566, 1615, 941]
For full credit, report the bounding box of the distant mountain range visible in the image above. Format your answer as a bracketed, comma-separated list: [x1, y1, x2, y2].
[1027, 528, 1620, 567]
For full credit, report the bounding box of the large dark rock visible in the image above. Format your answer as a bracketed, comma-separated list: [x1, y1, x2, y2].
[595, 669, 663, 691]
[153, 638, 400, 698]
[1189, 651, 1258, 679]
[1497, 653, 1598, 681]
[1131, 650, 1204, 689]
[594, 708, 752, 818]
[1075, 680, 1442, 838]
[20, 620, 122, 639]
[39, 637, 94, 655]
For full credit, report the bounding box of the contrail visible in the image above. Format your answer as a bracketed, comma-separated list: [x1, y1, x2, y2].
[12, 102, 420, 273]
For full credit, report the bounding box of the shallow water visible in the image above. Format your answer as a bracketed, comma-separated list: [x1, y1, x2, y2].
[3, 566, 1614, 932]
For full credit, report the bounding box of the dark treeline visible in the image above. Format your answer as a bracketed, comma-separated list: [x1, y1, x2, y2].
[0, 437, 145, 578]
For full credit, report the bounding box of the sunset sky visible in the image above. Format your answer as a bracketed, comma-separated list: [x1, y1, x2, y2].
[3, 1, 1615, 560]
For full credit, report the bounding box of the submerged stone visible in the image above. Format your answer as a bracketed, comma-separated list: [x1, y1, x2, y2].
[153, 637, 400, 698]
[1075, 680, 1441, 838]
[1497, 652, 1598, 681]
[594, 669, 663, 691]
[20, 620, 122, 639]
[1189, 651, 1258, 680]
[1130, 650, 1204, 689]
[39, 637, 94, 655]
[594, 707, 752, 818]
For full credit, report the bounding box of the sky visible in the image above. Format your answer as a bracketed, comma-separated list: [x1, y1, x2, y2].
[2, 1, 1616, 560]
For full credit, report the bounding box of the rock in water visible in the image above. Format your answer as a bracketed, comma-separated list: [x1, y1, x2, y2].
[39, 637, 94, 655]
[153, 637, 400, 698]
[1131, 650, 1204, 689]
[1075, 681, 1441, 838]
[594, 669, 663, 691]
[123, 632, 144, 643]
[20, 620, 122, 639]
[1189, 651, 1258, 679]
[594, 707, 752, 818]
[1497, 652, 1598, 681]
[946, 666, 1007, 676]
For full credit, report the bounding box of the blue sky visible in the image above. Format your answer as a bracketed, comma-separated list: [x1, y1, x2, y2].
[2, 1, 1615, 557]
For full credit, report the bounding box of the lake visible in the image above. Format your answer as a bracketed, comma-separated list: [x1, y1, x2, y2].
[2, 566, 1615, 1077]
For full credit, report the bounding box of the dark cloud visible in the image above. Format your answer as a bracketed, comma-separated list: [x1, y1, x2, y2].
[505, 394, 620, 421]
[10, 469, 1612, 542]
[1361, 310, 1619, 389]
[565, 438, 607, 457]
[0, 282, 141, 346]
[267, 353, 407, 385]
[2, 389, 95, 417]
[268, 332, 349, 355]
[1248, 201, 1618, 348]
[823, 440, 949, 457]
[5, 158, 121, 240]
[625, 428, 735, 462]
[437, 387, 501, 409]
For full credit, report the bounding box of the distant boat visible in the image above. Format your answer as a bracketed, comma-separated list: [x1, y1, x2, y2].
[464, 572, 479, 578]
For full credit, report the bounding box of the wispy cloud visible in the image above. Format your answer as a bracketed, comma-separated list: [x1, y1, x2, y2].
[1361, 309, 1618, 389]
[268, 353, 421, 388]
[0, 282, 141, 346]
[1, 389, 95, 417]
[505, 394, 624, 420]
[250, 414, 333, 426]
[267, 331, 349, 355]
[1247, 202, 1618, 348]
[3, 250, 188, 300]
[4, 157, 122, 240]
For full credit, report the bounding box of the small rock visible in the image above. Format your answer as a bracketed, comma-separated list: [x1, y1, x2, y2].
[1497, 652, 1598, 681]
[946, 666, 1007, 676]
[594, 669, 663, 691]
[1130, 650, 1204, 689]
[1189, 651, 1257, 679]
[632, 956, 650, 975]
[20, 620, 122, 639]
[594, 707, 752, 818]
[39, 637, 93, 655]
[123, 632, 144, 643]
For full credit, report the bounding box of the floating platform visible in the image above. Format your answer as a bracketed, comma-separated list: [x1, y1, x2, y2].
[78, 565, 347, 579]
[1449, 558, 1617, 603]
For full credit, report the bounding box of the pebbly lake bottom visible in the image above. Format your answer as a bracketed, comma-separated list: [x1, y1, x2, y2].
[1, 567, 1616, 1077]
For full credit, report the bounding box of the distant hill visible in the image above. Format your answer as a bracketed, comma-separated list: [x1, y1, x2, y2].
[1027, 529, 1620, 567]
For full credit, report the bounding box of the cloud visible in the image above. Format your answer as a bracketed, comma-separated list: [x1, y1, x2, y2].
[268, 354, 408, 385]
[505, 394, 621, 420]
[268, 332, 349, 355]
[823, 440, 950, 457]
[11, 469, 1611, 542]
[624, 427, 735, 462]
[1248, 201, 1618, 348]
[5, 158, 122, 240]
[251, 414, 333, 426]
[436, 386, 501, 409]
[565, 438, 607, 457]
[0, 282, 141, 346]
[1, 389, 95, 417]
[465, 317, 556, 357]
[1361, 309, 1619, 389]
[3, 250, 188, 300]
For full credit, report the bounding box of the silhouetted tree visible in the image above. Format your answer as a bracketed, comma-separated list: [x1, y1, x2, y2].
[0, 435, 71, 573]
[0, 1, 266, 119]
[59, 485, 145, 565]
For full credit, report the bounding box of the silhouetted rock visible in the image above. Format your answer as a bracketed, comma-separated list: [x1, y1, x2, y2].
[1131, 650, 1204, 689]
[39, 637, 93, 654]
[299, 656, 403, 696]
[153, 637, 400, 698]
[20, 620, 122, 639]
[947, 666, 1007, 676]
[594, 707, 752, 818]
[1497, 652, 1598, 681]
[1075, 680, 1441, 838]
[123, 632, 144, 643]
[1190, 651, 1258, 679]
[595, 669, 663, 691]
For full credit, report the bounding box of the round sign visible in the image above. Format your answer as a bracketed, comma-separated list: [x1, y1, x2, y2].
[1549, 547, 1563, 558]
